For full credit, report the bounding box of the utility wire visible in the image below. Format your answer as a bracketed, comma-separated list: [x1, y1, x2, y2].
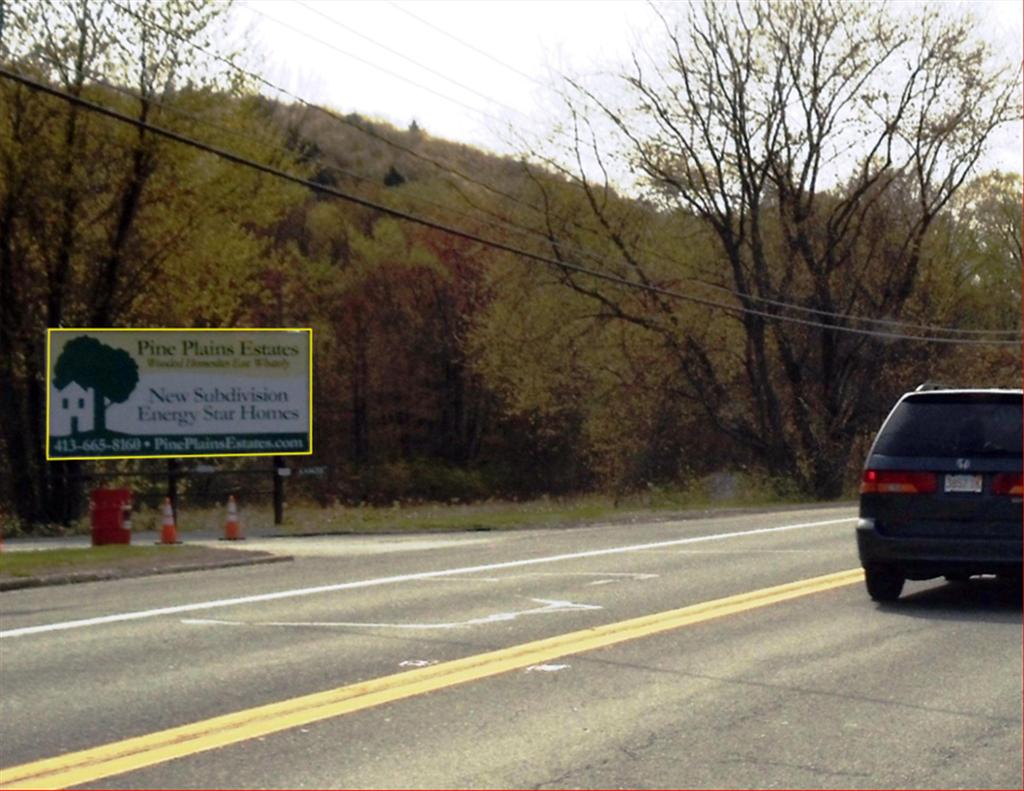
[386, 0, 549, 89]
[96, 3, 728, 296]
[105, 2, 592, 242]
[5, 10, 1017, 341]
[242, 2, 510, 130]
[20, 50, 587, 257]
[296, 1, 532, 122]
[84, 0, 703, 296]
[2, 66, 1019, 348]
[100, 0, 1020, 339]
[235, 14, 1019, 339]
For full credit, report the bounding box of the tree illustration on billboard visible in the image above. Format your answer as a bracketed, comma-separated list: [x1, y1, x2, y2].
[53, 336, 139, 435]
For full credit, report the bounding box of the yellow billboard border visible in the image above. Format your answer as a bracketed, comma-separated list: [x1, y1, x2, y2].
[45, 328, 314, 462]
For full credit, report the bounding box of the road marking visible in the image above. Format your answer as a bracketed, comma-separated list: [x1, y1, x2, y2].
[629, 548, 825, 556]
[0, 516, 855, 639]
[505, 572, 661, 580]
[0, 567, 864, 790]
[181, 598, 603, 630]
[428, 571, 660, 582]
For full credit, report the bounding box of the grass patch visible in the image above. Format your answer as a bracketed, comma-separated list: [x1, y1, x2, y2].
[279, 497, 626, 535]
[262, 489, 815, 536]
[5, 474, 841, 538]
[264, 476, 814, 535]
[0, 545, 240, 579]
[63, 497, 644, 536]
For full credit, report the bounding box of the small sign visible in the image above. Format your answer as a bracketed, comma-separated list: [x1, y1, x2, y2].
[47, 328, 313, 460]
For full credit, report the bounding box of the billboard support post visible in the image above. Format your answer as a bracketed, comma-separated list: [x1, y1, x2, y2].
[273, 455, 285, 526]
[167, 458, 178, 527]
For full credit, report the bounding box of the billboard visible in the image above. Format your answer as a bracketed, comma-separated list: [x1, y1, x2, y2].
[47, 328, 312, 460]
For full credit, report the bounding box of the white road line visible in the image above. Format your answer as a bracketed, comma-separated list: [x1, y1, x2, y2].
[181, 598, 603, 630]
[526, 664, 571, 673]
[495, 572, 661, 579]
[428, 572, 660, 583]
[0, 516, 855, 639]
[673, 548, 824, 554]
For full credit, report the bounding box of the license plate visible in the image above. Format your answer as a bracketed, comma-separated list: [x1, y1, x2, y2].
[945, 474, 983, 493]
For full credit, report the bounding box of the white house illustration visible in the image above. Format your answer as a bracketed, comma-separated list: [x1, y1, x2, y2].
[52, 382, 94, 436]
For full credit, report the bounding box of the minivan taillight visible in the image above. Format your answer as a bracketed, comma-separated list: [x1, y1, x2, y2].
[860, 470, 938, 494]
[992, 472, 1023, 496]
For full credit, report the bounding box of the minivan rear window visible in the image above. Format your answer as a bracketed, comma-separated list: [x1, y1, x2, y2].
[873, 394, 1023, 458]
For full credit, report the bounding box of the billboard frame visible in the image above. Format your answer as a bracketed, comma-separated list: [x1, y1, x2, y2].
[46, 327, 313, 461]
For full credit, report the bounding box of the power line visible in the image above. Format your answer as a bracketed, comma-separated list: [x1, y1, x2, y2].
[386, 1, 549, 89]
[94, 2, 723, 303]
[84, 0, 700, 294]
[242, 2, 511, 130]
[296, 1, 533, 123]
[18, 49, 586, 258]
[2, 66, 1019, 348]
[98, 0, 1020, 339]
[231, 10, 1024, 339]
[104, 1, 595, 243]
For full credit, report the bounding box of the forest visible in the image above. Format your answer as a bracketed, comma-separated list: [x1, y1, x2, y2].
[0, 0, 1020, 529]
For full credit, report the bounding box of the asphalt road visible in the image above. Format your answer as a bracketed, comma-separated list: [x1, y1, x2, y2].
[1, 505, 1020, 789]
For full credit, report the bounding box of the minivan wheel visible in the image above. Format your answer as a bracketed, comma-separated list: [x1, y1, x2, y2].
[864, 565, 904, 602]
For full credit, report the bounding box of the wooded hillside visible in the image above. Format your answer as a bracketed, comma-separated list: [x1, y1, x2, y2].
[1, 0, 1020, 528]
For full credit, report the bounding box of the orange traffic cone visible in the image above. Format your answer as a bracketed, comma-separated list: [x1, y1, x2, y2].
[158, 497, 180, 544]
[222, 496, 244, 541]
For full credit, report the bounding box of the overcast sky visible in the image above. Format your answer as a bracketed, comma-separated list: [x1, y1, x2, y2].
[231, 0, 1024, 173]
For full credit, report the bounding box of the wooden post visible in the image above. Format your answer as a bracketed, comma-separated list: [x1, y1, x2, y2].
[273, 455, 285, 525]
[167, 458, 178, 526]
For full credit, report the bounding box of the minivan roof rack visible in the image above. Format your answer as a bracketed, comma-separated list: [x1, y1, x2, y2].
[914, 381, 954, 392]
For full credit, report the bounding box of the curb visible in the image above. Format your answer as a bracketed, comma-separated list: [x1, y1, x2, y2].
[0, 553, 292, 592]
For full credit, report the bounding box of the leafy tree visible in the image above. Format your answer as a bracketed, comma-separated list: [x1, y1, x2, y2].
[4, 0, 1020, 524]
[281, 198, 496, 495]
[902, 170, 1023, 389]
[940, 171, 1022, 332]
[53, 336, 138, 432]
[383, 165, 406, 187]
[0, 0, 302, 525]
[468, 177, 730, 496]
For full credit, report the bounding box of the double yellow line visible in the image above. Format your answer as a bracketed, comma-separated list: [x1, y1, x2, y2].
[0, 568, 863, 789]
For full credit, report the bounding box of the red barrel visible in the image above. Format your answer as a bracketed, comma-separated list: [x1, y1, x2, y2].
[90, 489, 132, 546]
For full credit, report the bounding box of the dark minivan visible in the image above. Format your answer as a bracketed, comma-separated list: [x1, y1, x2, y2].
[857, 387, 1023, 601]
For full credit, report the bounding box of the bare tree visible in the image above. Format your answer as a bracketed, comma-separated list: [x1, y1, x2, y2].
[544, 0, 1021, 496]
